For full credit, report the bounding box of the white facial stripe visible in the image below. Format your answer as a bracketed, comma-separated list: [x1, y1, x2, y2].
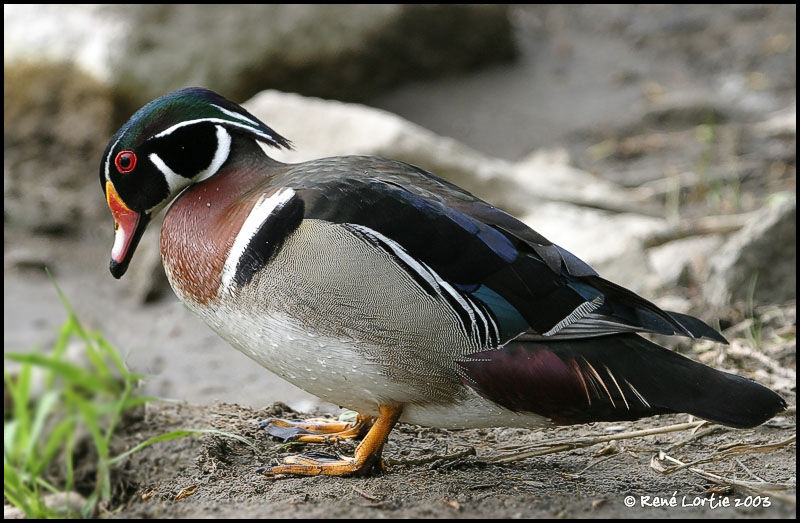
[195, 125, 231, 183]
[220, 188, 297, 292]
[104, 134, 124, 181]
[153, 117, 278, 144]
[211, 104, 260, 126]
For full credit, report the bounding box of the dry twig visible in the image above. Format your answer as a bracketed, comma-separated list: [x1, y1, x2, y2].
[653, 436, 796, 475]
[384, 447, 476, 467]
[489, 420, 708, 464]
[652, 450, 796, 506]
[642, 212, 756, 248]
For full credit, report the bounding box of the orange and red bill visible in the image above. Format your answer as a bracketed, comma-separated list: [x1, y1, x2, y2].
[105, 181, 150, 278]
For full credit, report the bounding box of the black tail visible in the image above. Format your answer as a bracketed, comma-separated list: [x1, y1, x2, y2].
[585, 275, 729, 343]
[458, 334, 786, 428]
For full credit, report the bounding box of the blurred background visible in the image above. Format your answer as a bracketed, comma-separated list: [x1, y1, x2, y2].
[4, 5, 796, 413]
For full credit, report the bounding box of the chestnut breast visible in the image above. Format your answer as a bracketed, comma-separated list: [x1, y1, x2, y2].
[160, 167, 275, 306]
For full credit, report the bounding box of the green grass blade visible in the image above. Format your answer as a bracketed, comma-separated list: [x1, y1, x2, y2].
[3, 464, 33, 516]
[5, 279, 239, 517]
[4, 364, 32, 468]
[23, 390, 61, 473]
[51, 316, 76, 366]
[36, 418, 75, 477]
[5, 352, 120, 396]
[63, 428, 75, 503]
[63, 388, 107, 459]
[93, 332, 131, 380]
[46, 269, 89, 340]
[4, 419, 20, 462]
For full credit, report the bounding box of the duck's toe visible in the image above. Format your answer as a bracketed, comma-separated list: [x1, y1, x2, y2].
[263, 405, 402, 477]
[260, 414, 374, 443]
[266, 451, 377, 477]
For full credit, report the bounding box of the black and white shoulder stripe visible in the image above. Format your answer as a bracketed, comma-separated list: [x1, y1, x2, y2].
[221, 188, 305, 291]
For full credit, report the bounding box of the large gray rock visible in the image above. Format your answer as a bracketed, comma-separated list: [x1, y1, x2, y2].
[647, 234, 725, 291]
[4, 5, 514, 108]
[704, 195, 797, 308]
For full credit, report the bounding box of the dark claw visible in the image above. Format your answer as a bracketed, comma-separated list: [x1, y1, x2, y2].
[261, 422, 316, 442]
[258, 418, 283, 430]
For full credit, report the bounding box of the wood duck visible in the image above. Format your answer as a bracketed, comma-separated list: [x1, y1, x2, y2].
[101, 87, 785, 476]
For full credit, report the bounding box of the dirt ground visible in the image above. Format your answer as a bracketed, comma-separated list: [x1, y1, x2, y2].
[4, 4, 796, 519]
[107, 399, 795, 519]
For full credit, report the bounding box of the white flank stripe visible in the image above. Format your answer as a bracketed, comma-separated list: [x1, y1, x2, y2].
[467, 295, 492, 346]
[220, 188, 297, 292]
[480, 297, 500, 344]
[346, 224, 441, 293]
[346, 223, 491, 346]
[435, 276, 479, 340]
[153, 117, 278, 145]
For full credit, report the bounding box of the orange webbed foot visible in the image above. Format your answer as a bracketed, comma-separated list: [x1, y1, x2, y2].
[264, 405, 401, 477]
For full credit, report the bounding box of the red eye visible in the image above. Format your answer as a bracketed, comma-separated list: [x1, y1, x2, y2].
[115, 151, 137, 174]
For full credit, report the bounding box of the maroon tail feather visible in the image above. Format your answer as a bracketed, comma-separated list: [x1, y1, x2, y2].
[457, 334, 785, 428]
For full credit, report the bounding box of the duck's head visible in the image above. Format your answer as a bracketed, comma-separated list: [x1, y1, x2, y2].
[100, 87, 290, 279]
